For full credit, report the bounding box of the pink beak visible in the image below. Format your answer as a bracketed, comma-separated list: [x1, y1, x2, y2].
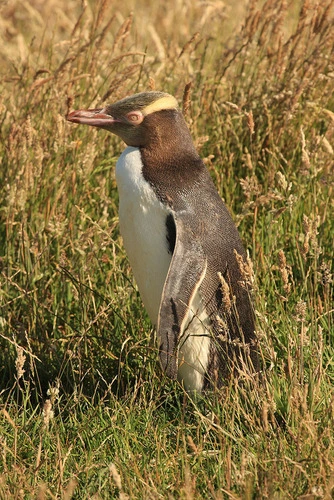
[67, 108, 119, 128]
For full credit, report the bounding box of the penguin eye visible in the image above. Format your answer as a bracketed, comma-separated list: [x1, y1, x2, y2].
[126, 111, 144, 124]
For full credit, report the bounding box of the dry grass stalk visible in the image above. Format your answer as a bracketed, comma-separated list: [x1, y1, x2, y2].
[42, 400, 54, 428]
[234, 250, 255, 288]
[178, 32, 200, 60]
[109, 463, 122, 490]
[278, 249, 291, 295]
[36, 483, 47, 500]
[47, 383, 60, 405]
[15, 346, 26, 381]
[216, 315, 229, 341]
[275, 171, 289, 192]
[180, 464, 195, 500]
[300, 127, 311, 172]
[112, 13, 133, 52]
[218, 271, 233, 312]
[319, 261, 333, 286]
[302, 213, 320, 259]
[302, 214, 312, 257]
[245, 110, 255, 136]
[182, 82, 192, 117]
[240, 176, 261, 202]
[63, 479, 78, 500]
[295, 299, 307, 322]
[187, 435, 198, 454]
[109, 463, 129, 499]
[148, 76, 156, 90]
[244, 149, 254, 171]
[94, 0, 110, 33]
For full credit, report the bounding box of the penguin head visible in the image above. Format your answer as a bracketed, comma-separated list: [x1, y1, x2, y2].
[67, 91, 179, 147]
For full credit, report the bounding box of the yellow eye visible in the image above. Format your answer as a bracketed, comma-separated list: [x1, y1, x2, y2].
[126, 111, 144, 124]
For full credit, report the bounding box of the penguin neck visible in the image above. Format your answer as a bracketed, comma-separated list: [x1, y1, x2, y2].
[139, 109, 204, 206]
[141, 109, 198, 163]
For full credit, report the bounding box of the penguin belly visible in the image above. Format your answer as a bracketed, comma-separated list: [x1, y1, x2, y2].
[115, 147, 172, 324]
[115, 147, 210, 391]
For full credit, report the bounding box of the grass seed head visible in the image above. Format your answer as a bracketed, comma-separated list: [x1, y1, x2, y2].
[15, 346, 26, 381]
[294, 300, 307, 322]
[245, 109, 255, 135]
[218, 271, 232, 312]
[42, 400, 54, 428]
[319, 261, 333, 285]
[234, 250, 255, 288]
[278, 249, 291, 295]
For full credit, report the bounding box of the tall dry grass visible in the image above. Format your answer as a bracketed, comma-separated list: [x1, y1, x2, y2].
[0, 0, 333, 498]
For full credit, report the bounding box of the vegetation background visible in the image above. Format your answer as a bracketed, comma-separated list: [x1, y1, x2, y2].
[0, 0, 333, 498]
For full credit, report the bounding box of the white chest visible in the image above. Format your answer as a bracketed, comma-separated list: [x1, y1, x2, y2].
[115, 147, 172, 325]
[115, 146, 210, 392]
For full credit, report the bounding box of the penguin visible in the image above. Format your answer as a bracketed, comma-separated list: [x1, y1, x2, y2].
[67, 91, 258, 392]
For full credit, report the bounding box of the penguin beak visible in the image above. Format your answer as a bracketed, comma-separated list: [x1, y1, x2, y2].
[67, 108, 120, 128]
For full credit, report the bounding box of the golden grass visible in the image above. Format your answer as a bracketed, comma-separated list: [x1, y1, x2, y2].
[0, 0, 333, 497]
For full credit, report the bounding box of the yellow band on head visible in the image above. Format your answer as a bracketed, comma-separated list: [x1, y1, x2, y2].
[142, 95, 179, 116]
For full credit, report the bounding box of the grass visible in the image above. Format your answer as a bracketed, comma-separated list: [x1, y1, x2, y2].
[0, 0, 333, 497]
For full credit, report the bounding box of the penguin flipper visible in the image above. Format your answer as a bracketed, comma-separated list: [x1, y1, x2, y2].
[157, 218, 207, 380]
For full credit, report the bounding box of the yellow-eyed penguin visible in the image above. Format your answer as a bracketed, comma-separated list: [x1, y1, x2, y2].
[67, 91, 258, 392]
